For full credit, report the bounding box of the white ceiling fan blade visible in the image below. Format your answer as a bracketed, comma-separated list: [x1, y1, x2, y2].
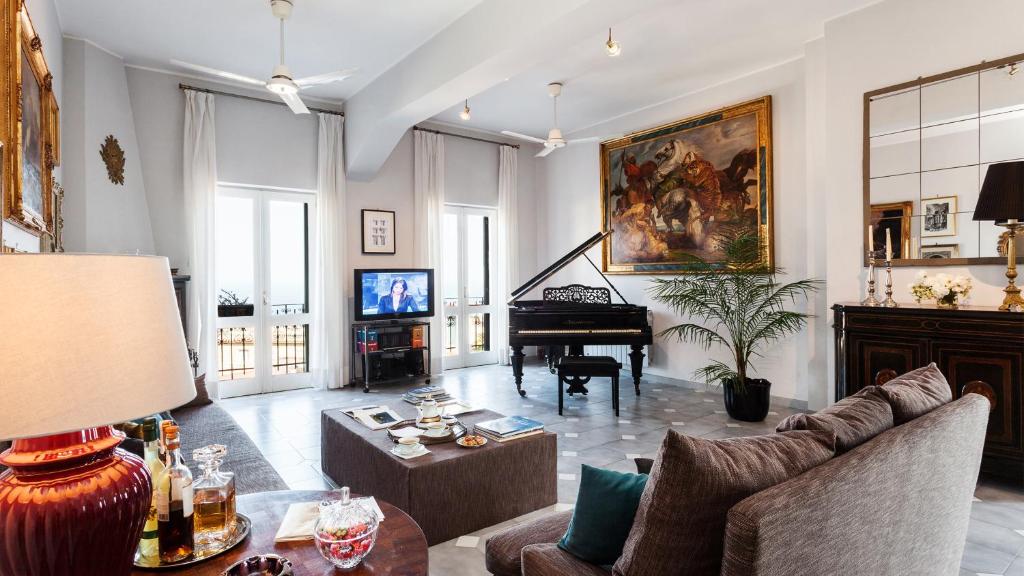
[280, 91, 310, 115]
[171, 60, 265, 86]
[295, 68, 359, 87]
[567, 136, 601, 145]
[501, 130, 548, 145]
[535, 146, 557, 158]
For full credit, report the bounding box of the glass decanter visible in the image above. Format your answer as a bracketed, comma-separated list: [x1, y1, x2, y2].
[314, 487, 379, 569]
[191, 444, 236, 552]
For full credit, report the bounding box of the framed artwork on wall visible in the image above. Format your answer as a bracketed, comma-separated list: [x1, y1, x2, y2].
[920, 243, 960, 259]
[600, 96, 774, 274]
[921, 195, 957, 238]
[869, 201, 913, 259]
[1, 1, 60, 240]
[361, 209, 396, 255]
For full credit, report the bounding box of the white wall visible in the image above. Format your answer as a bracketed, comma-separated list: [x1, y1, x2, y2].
[823, 0, 1024, 403]
[535, 59, 815, 405]
[61, 38, 154, 255]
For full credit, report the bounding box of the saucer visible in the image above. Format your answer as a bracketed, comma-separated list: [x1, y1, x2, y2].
[422, 427, 448, 438]
[391, 444, 429, 460]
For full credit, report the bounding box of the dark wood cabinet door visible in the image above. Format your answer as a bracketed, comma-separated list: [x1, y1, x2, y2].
[934, 343, 1022, 468]
[847, 335, 926, 393]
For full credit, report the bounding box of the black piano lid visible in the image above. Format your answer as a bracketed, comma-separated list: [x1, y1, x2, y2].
[508, 230, 627, 305]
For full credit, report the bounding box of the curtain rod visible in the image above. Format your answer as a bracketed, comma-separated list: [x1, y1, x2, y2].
[178, 83, 344, 116]
[413, 126, 519, 149]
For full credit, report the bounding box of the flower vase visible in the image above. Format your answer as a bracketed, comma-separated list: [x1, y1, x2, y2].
[936, 295, 959, 309]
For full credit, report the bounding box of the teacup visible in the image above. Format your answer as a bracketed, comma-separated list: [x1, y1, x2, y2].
[396, 437, 422, 454]
[423, 422, 447, 438]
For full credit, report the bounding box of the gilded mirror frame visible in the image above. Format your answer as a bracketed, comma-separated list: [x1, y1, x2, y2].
[863, 52, 1024, 267]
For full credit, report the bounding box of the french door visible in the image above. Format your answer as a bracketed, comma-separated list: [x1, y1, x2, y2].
[215, 185, 315, 398]
[442, 205, 498, 369]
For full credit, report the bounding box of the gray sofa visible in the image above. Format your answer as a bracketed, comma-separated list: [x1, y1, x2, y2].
[486, 393, 990, 576]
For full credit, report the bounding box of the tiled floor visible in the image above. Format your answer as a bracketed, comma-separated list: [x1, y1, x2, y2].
[217, 362, 1024, 576]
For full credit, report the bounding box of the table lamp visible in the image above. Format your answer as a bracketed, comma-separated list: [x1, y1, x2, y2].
[974, 161, 1024, 311]
[0, 255, 197, 575]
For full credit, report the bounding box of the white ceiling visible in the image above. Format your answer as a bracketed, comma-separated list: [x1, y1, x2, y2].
[432, 0, 876, 138]
[55, 0, 483, 101]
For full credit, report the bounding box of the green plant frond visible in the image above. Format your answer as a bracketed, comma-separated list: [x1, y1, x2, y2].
[695, 360, 737, 387]
[657, 323, 729, 351]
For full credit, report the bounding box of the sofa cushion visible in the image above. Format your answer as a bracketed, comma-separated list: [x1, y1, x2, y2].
[878, 363, 952, 424]
[177, 374, 213, 410]
[613, 429, 836, 576]
[485, 509, 573, 576]
[776, 386, 894, 453]
[522, 543, 613, 576]
[558, 465, 648, 565]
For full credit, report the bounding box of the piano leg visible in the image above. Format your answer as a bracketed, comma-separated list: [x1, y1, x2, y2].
[629, 345, 645, 395]
[511, 345, 527, 397]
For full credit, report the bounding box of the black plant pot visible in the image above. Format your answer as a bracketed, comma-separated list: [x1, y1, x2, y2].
[218, 304, 254, 318]
[723, 378, 772, 422]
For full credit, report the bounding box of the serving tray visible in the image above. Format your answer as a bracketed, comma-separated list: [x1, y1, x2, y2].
[386, 419, 467, 445]
[133, 513, 252, 571]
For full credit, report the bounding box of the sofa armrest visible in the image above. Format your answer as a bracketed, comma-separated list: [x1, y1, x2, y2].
[485, 510, 572, 576]
[522, 543, 612, 576]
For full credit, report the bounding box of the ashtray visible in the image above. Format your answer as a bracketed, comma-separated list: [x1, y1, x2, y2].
[220, 554, 293, 576]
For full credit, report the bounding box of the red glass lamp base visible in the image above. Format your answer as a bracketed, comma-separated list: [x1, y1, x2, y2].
[0, 426, 151, 576]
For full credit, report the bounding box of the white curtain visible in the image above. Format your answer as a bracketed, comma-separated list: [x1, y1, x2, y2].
[311, 114, 347, 389]
[414, 130, 445, 374]
[183, 90, 218, 386]
[495, 145, 518, 365]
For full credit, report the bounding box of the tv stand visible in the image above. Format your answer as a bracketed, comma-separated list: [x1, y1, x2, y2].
[351, 320, 431, 393]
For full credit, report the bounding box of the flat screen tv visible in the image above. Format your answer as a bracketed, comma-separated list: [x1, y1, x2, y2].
[354, 268, 434, 322]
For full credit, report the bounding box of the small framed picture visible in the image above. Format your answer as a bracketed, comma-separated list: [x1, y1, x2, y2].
[921, 195, 957, 238]
[361, 209, 396, 255]
[920, 243, 960, 259]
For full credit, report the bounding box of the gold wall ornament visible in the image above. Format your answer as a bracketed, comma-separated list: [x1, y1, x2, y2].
[99, 134, 125, 185]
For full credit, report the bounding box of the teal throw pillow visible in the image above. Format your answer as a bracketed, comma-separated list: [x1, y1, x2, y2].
[557, 464, 648, 565]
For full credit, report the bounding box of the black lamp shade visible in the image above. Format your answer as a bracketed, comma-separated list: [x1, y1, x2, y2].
[974, 161, 1024, 222]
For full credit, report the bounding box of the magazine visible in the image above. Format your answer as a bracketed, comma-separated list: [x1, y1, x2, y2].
[350, 406, 403, 430]
[474, 415, 544, 437]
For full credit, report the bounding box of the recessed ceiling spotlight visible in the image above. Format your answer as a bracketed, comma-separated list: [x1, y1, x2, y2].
[460, 99, 471, 121]
[1010, 63, 1019, 77]
[605, 27, 621, 57]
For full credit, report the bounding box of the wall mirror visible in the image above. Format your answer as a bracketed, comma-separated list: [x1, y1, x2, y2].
[864, 53, 1024, 266]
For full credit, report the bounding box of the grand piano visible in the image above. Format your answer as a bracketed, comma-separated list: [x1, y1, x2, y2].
[508, 230, 653, 397]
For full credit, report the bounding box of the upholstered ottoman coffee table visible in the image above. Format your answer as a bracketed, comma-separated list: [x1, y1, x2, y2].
[321, 408, 557, 546]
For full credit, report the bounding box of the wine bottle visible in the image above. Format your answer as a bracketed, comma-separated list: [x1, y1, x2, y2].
[156, 424, 195, 563]
[138, 418, 164, 561]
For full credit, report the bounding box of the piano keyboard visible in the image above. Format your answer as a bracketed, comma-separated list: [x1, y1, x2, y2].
[514, 328, 644, 335]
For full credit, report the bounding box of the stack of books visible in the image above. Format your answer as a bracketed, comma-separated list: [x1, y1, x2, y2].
[473, 415, 545, 443]
[402, 385, 453, 405]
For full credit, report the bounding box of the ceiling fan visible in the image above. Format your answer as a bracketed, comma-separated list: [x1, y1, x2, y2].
[502, 82, 599, 157]
[171, 0, 357, 115]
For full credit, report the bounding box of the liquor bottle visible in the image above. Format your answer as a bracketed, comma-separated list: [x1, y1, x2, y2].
[192, 444, 236, 551]
[156, 425, 195, 563]
[159, 419, 174, 461]
[138, 418, 165, 562]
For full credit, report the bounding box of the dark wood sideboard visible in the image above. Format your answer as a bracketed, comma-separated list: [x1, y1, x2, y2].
[833, 303, 1024, 483]
[172, 274, 190, 339]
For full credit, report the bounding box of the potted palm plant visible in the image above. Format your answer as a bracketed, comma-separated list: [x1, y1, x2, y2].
[648, 231, 820, 422]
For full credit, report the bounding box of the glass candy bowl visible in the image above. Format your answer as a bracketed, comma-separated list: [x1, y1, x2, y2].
[313, 487, 379, 569]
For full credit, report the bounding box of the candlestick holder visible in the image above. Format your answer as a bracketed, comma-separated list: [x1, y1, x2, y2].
[881, 259, 898, 307]
[861, 251, 880, 306]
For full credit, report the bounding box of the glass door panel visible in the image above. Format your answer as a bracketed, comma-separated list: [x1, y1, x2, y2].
[442, 206, 497, 369]
[216, 187, 315, 397]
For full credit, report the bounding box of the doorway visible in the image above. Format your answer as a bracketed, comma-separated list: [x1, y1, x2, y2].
[215, 185, 316, 397]
[442, 205, 498, 369]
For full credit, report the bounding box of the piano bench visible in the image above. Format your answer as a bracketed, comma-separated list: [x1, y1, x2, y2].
[556, 356, 623, 417]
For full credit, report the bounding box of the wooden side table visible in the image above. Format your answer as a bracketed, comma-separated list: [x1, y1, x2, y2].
[131, 490, 427, 575]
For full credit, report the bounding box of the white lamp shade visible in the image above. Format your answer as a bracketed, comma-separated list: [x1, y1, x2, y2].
[0, 255, 196, 440]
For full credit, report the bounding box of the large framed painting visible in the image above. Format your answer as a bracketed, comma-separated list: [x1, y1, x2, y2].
[1, 0, 59, 242]
[600, 96, 773, 274]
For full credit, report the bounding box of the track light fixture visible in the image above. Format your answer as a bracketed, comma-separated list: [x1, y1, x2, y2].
[1010, 63, 1019, 77]
[460, 99, 471, 120]
[605, 27, 621, 57]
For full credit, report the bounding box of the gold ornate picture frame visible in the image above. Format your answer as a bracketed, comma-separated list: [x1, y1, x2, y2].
[2, 0, 59, 240]
[600, 96, 774, 274]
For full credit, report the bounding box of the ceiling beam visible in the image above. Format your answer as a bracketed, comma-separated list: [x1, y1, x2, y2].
[343, 0, 670, 181]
